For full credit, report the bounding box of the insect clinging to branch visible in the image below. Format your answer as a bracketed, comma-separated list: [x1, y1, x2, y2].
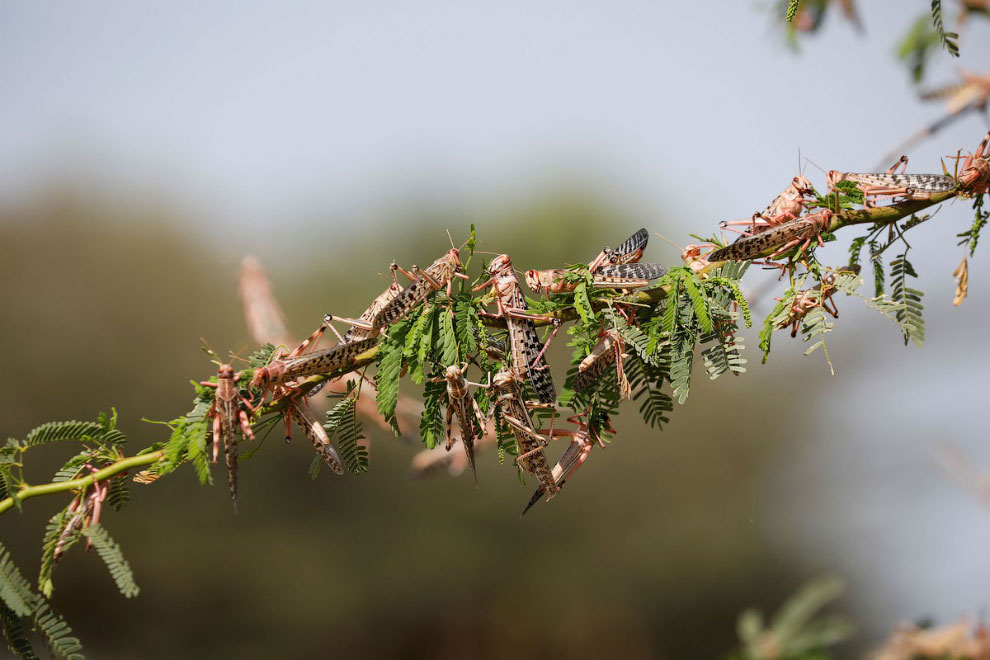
[491, 369, 558, 498]
[520, 413, 613, 516]
[955, 130, 990, 194]
[708, 209, 834, 265]
[720, 175, 817, 236]
[435, 363, 488, 481]
[477, 254, 558, 403]
[826, 156, 957, 208]
[201, 363, 257, 510]
[525, 227, 653, 295]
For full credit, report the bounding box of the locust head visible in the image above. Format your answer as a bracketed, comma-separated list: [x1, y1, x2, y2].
[791, 175, 815, 196]
[524, 269, 553, 293]
[444, 364, 464, 383]
[491, 369, 515, 392]
[487, 254, 512, 276]
[218, 364, 235, 379]
[825, 170, 846, 191]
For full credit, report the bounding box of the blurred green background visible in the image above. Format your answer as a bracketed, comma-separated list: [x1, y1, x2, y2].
[2, 2, 990, 658]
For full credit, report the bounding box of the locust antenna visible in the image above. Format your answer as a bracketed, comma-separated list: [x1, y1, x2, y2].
[802, 154, 827, 176]
[445, 228, 456, 250]
[653, 232, 685, 253]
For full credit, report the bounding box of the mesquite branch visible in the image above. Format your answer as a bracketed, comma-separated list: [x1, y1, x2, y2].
[0, 179, 974, 519]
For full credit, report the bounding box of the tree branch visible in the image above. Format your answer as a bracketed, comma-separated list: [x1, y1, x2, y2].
[0, 451, 165, 515]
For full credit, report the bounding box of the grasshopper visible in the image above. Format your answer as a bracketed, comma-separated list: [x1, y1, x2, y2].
[955, 130, 990, 195]
[341, 276, 405, 343]
[775, 266, 860, 337]
[284, 397, 345, 474]
[491, 369, 558, 497]
[477, 254, 557, 403]
[327, 249, 465, 338]
[590, 227, 650, 270]
[436, 363, 488, 481]
[363, 249, 466, 332]
[827, 156, 956, 208]
[682, 244, 717, 275]
[54, 464, 110, 560]
[250, 314, 377, 398]
[572, 328, 631, 400]
[520, 413, 612, 516]
[720, 175, 817, 236]
[707, 209, 833, 265]
[201, 363, 257, 510]
[526, 262, 667, 295]
[525, 227, 651, 295]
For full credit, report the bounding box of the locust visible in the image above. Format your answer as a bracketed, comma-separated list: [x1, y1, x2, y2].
[827, 156, 957, 208]
[341, 275, 405, 343]
[682, 244, 716, 275]
[350, 248, 466, 334]
[526, 262, 668, 295]
[435, 363, 487, 481]
[525, 227, 652, 295]
[572, 328, 631, 400]
[201, 363, 257, 510]
[591, 227, 650, 270]
[775, 266, 860, 337]
[491, 369, 558, 497]
[249, 315, 378, 399]
[54, 464, 110, 561]
[520, 413, 613, 516]
[707, 209, 833, 265]
[302, 276, 405, 400]
[720, 175, 816, 236]
[284, 397, 345, 474]
[955, 130, 990, 195]
[477, 254, 557, 403]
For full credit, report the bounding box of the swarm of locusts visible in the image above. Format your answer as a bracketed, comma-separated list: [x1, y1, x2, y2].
[189, 131, 989, 515]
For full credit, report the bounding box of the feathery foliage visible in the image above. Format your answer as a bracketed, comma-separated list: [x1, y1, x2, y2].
[785, 0, 801, 22]
[375, 319, 409, 434]
[0, 544, 35, 618]
[957, 194, 989, 257]
[930, 0, 960, 57]
[1, 603, 38, 660]
[889, 252, 925, 347]
[324, 385, 369, 475]
[23, 422, 103, 449]
[419, 376, 447, 450]
[80, 525, 139, 599]
[33, 601, 83, 660]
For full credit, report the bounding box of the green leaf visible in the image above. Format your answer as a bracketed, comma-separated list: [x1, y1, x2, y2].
[683, 275, 713, 334]
[80, 525, 139, 598]
[957, 194, 988, 257]
[324, 392, 368, 475]
[930, 0, 960, 57]
[1, 603, 38, 660]
[38, 510, 79, 598]
[786, 0, 801, 22]
[23, 422, 102, 448]
[375, 320, 409, 433]
[419, 377, 446, 450]
[438, 309, 459, 365]
[33, 600, 83, 660]
[890, 252, 925, 347]
[453, 298, 479, 356]
[0, 543, 36, 617]
[573, 281, 594, 324]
